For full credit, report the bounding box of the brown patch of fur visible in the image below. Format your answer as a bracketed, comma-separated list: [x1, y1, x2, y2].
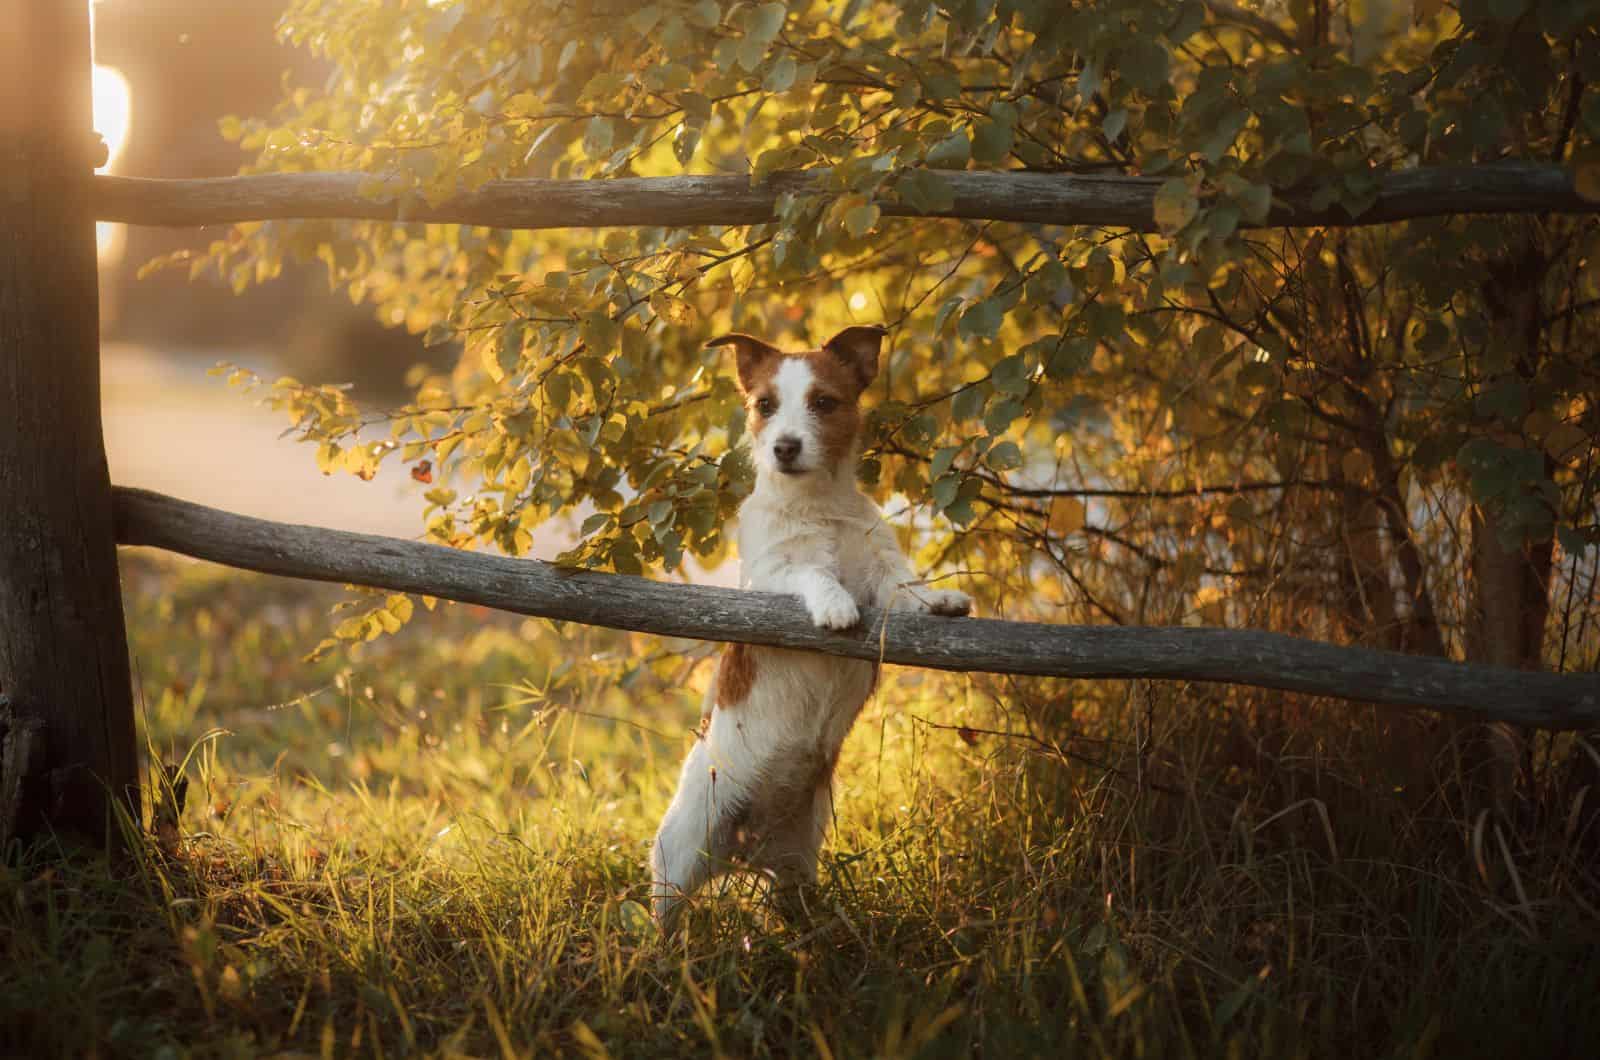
[800, 349, 866, 472]
[823, 325, 885, 390]
[714, 643, 757, 708]
[708, 332, 782, 394]
[731, 340, 785, 439]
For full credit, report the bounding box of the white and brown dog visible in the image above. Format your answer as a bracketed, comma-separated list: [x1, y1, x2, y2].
[649, 325, 971, 928]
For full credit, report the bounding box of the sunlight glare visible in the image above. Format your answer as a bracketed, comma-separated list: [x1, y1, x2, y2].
[93, 63, 132, 264]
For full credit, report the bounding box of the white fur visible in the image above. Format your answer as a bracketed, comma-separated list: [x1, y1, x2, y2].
[753, 359, 826, 477]
[650, 358, 971, 928]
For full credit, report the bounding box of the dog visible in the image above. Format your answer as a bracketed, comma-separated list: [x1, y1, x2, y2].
[649, 324, 972, 929]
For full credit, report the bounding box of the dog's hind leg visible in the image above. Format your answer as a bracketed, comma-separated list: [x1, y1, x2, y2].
[751, 781, 832, 926]
[650, 739, 741, 930]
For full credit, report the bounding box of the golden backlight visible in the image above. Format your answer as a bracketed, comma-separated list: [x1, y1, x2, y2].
[93, 63, 131, 263]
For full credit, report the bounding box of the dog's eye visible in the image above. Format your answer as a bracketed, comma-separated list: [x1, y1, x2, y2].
[755, 396, 777, 417]
[810, 395, 838, 414]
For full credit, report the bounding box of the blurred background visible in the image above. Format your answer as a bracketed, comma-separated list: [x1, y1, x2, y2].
[93, 0, 449, 537]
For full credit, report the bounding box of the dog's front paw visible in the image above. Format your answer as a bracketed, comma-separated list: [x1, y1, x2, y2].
[922, 588, 972, 617]
[806, 582, 861, 630]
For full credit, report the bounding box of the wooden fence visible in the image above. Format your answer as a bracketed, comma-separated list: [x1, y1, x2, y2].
[2, 5, 1598, 845]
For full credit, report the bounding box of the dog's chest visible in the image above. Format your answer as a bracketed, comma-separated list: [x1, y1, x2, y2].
[740, 495, 886, 602]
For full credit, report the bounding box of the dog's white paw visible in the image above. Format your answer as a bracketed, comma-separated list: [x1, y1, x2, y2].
[807, 582, 861, 630]
[922, 588, 972, 617]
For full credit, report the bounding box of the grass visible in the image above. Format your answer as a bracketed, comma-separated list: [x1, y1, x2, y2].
[3, 552, 1598, 1057]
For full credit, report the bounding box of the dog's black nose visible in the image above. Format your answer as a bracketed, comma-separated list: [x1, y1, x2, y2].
[773, 436, 802, 466]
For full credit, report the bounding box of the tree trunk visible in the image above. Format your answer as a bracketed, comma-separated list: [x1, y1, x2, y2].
[0, 1, 140, 847]
[1462, 506, 1554, 809]
[1454, 232, 1554, 812]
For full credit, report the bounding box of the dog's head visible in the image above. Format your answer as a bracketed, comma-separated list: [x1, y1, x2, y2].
[708, 326, 886, 480]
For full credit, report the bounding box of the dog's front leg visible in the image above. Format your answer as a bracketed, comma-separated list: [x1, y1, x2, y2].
[793, 566, 860, 629]
[868, 534, 971, 617]
[748, 554, 860, 629]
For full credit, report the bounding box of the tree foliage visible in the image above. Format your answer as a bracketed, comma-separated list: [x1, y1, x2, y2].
[184, 0, 1600, 675]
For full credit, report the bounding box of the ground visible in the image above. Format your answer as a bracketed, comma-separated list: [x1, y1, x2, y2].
[3, 554, 1597, 1057]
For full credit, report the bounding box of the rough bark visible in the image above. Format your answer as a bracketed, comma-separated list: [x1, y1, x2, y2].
[90, 162, 1596, 233]
[112, 487, 1600, 727]
[0, 0, 141, 845]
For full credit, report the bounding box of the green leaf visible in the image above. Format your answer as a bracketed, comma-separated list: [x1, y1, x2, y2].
[1235, 181, 1272, 224]
[1102, 108, 1128, 142]
[902, 413, 938, 445]
[952, 384, 988, 422]
[494, 321, 524, 381]
[843, 203, 881, 237]
[582, 117, 614, 158]
[923, 72, 962, 100]
[763, 53, 797, 92]
[958, 299, 1004, 340]
[1120, 38, 1169, 96]
[925, 132, 971, 169]
[1153, 178, 1198, 231]
[987, 440, 1022, 470]
[673, 122, 703, 165]
[897, 169, 955, 213]
[747, 2, 787, 42]
[737, 34, 766, 71]
[970, 120, 1013, 163]
[1042, 337, 1091, 379]
[1475, 379, 1530, 422]
[984, 397, 1025, 435]
[687, 0, 721, 29]
[627, 6, 662, 35]
[991, 354, 1030, 395]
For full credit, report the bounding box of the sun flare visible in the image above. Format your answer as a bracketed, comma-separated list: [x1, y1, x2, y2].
[92, 63, 131, 263]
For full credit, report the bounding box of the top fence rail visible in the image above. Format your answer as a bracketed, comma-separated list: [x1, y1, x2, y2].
[92, 163, 1597, 233]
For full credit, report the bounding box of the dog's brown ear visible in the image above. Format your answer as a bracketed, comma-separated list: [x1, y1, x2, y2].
[707, 332, 782, 392]
[823, 325, 886, 390]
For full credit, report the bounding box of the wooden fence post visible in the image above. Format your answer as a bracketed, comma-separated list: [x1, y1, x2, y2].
[0, 1, 140, 846]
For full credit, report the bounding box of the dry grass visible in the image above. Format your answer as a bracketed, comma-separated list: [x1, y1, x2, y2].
[3, 553, 1597, 1057]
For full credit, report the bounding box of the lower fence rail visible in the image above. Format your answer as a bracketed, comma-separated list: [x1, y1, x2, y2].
[112, 486, 1600, 729]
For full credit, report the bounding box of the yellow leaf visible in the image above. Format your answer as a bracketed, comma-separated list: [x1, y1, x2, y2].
[1195, 584, 1228, 627]
[481, 339, 505, 382]
[1049, 496, 1086, 535]
[386, 595, 414, 623]
[333, 616, 367, 640]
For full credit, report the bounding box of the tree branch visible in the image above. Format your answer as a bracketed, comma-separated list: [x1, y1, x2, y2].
[93, 163, 1596, 234]
[112, 487, 1600, 728]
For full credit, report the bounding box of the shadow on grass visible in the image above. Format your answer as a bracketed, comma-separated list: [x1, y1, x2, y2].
[5, 808, 1598, 1060]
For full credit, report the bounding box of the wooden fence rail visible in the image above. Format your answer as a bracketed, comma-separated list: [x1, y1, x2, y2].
[93, 162, 1597, 234]
[114, 488, 1600, 729]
